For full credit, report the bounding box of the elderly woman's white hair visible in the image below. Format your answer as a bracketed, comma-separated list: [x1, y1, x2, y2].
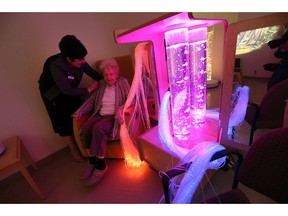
[99, 58, 119, 74]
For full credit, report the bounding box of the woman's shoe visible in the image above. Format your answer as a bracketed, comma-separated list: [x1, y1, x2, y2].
[80, 164, 95, 180]
[85, 166, 108, 187]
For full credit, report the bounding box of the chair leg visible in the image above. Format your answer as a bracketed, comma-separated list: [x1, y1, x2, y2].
[19, 138, 38, 170]
[234, 72, 243, 84]
[18, 162, 46, 199]
[237, 73, 242, 84]
[249, 128, 255, 145]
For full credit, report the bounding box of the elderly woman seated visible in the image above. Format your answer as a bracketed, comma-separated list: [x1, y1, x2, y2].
[73, 58, 130, 187]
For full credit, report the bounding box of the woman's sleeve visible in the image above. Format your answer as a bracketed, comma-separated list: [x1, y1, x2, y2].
[74, 92, 96, 115]
[51, 63, 89, 96]
[83, 63, 103, 81]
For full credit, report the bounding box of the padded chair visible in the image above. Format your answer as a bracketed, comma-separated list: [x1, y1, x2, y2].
[73, 54, 134, 159]
[245, 78, 288, 145]
[74, 42, 158, 159]
[161, 127, 288, 203]
[205, 127, 288, 203]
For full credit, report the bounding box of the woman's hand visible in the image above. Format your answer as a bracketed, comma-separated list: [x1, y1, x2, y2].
[72, 113, 82, 120]
[87, 81, 99, 93]
[115, 108, 124, 125]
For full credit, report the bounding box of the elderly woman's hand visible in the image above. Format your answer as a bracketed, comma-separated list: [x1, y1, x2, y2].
[115, 108, 124, 125]
[72, 113, 82, 120]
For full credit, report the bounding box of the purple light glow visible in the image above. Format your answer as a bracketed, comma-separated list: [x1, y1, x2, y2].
[165, 28, 191, 144]
[165, 27, 208, 144]
[114, 13, 228, 108]
[115, 13, 228, 150]
[189, 28, 207, 128]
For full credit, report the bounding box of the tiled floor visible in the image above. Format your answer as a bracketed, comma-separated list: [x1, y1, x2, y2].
[0, 147, 164, 203]
[0, 145, 276, 204]
[0, 77, 280, 205]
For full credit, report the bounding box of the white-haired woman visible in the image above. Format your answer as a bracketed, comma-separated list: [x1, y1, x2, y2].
[73, 58, 130, 186]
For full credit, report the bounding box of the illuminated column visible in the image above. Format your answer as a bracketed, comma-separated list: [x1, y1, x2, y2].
[165, 28, 191, 144]
[189, 28, 207, 128]
[206, 30, 213, 81]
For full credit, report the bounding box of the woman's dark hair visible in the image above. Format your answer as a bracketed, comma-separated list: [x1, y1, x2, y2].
[59, 35, 87, 61]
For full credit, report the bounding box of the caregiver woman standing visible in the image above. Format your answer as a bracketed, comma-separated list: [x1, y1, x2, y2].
[38, 35, 103, 162]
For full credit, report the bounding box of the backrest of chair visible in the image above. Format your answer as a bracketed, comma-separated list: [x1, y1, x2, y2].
[237, 127, 288, 203]
[257, 79, 288, 127]
[95, 54, 135, 85]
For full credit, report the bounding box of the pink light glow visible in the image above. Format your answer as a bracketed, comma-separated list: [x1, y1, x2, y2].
[189, 28, 207, 128]
[114, 12, 228, 149]
[164, 27, 208, 144]
[165, 28, 191, 144]
[114, 13, 228, 109]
